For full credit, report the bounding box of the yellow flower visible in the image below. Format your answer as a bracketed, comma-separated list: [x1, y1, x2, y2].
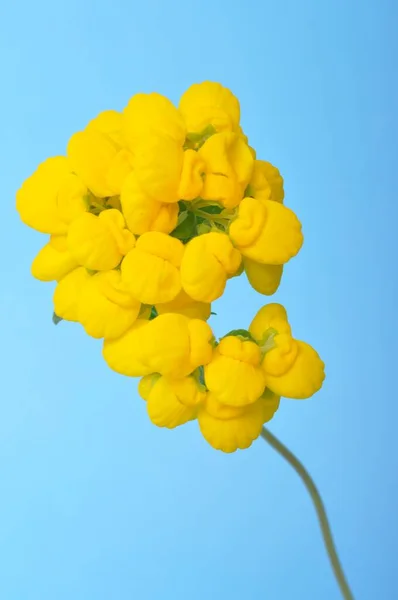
[198, 132, 254, 208]
[156, 289, 211, 320]
[31, 235, 78, 282]
[121, 232, 184, 304]
[68, 209, 135, 271]
[229, 197, 303, 265]
[249, 303, 325, 399]
[243, 258, 283, 296]
[179, 81, 240, 134]
[53, 267, 90, 322]
[249, 160, 284, 203]
[16, 157, 87, 234]
[204, 336, 266, 406]
[139, 374, 206, 428]
[103, 313, 214, 378]
[180, 232, 241, 302]
[120, 172, 178, 235]
[86, 109, 125, 146]
[198, 389, 280, 453]
[77, 270, 141, 339]
[123, 92, 186, 147]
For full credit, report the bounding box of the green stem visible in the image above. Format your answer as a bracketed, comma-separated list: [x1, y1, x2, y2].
[260, 427, 354, 600]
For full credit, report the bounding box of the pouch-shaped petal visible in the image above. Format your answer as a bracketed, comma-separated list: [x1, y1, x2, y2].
[243, 258, 283, 296]
[249, 160, 284, 203]
[264, 341, 325, 399]
[68, 209, 135, 271]
[16, 157, 87, 234]
[179, 82, 240, 134]
[143, 375, 206, 428]
[86, 110, 125, 146]
[78, 270, 141, 339]
[53, 267, 90, 322]
[121, 232, 183, 304]
[198, 390, 279, 453]
[123, 92, 186, 147]
[102, 319, 153, 376]
[229, 197, 303, 265]
[199, 132, 254, 208]
[156, 289, 211, 320]
[249, 303, 291, 342]
[204, 336, 266, 407]
[180, 232, 241, 302]
[31, 235, 79, 282]
[121, 172, 178, 235]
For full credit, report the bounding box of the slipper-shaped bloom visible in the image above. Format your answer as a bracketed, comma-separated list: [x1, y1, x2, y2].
[156, 289, 211, 320]
[16, 157, 87, 235]
[249, 160, 284, 203]
[179, 81, 240, 134]
[249, 303, 325, 399]
[229, 197, 303, 265]
[68, 209, 135, 271]
[198, 389, 280, 453]
[53, 267, 90, 322]
[243, 258, 283, 296]
[198, 132, 254, 208]
[31, 235, 79, 282]
[139, 374, 206, 428]
[103, 313, 214, 378]
[204, 336, 266, 407]
[121, 232, 184, 304]
[77, 270, 141, 339]
[120, 172, 178, 235]
[180, 232, 241, 302]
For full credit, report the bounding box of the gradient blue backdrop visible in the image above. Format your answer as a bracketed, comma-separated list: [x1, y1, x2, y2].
[1, 1, 397, 598]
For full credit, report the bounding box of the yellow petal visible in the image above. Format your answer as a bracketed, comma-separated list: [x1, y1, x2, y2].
[229, 197, 303, 264]
[145, 375, 205, 428]
[16, 157, 87, 234]
[156, 289, 211, 320]
[102, 319, 153, 377]
[105, 149, 134, 195]
[249, 160, 284, 203]
[67, 209, 135, 271]
[86, 110, 125, 146]
[244, 258, 283, 295]
[179, 82, 240, 133]
[178, 149, 206, 200]
[204, 337, 266, 407]
[198, 391, 279, 453]
[180, 232, 241, 302]
[123, 92, 186, 147]
[53, 267, 90, 322]
[121, 172, 178, 235]
[31, 235, 79, 282]
[249, 303, 292, 342]
[138, 373, 161, 401]
[78, 270, 141, 339]
[121, 232, 183, 304]
[264, 341, 325, 399]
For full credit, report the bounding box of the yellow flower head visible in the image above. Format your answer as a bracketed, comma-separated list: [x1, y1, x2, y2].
[179, 81, 240, 134]
[180, 232, 242, 302]
[204, 335, 266, 407]
[121, 232, 184, 304]
[103, 313, 214, 378]
[156, 288, 211, 321]
[67, 209, 135, 271]
[199, 132, 254, 208]
[243, 258, 283, 296]
[198, 389, 280, 453]
[31, 235, 78, 282]
[139, 374, 206, 428]
[53, 267, 90, 322]
[249, 160, 284, 203]
[77, 270, 141, 339]
[120, 171, 178, 235]
[229, 197, 303, 265]
[249, 303, 325, 399]
[16, 157, 87, 235]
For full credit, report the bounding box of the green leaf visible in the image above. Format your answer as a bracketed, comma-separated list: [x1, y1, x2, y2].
[199, 204, 223, 215]
[52, 312, 63, 325]
[222, 328, 257, 343]
[170, 211, 197, 241]
[149, 306, 158, 320]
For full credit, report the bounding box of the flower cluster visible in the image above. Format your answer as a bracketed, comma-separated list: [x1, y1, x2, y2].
[16, 81, 325, 452]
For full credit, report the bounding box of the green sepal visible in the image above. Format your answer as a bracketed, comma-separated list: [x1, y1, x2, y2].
[222, 328, 257, 343]
[52, 312, 63, 325]
[170, 211, 197, 241]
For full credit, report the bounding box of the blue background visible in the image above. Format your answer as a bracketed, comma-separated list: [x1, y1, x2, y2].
[1, 0, 397, 598]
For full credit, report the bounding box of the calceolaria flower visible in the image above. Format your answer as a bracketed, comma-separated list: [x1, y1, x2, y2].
[16, 80, 325, 453]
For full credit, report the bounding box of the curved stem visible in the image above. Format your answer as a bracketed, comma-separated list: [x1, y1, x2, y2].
[261, 427, 354, 600]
